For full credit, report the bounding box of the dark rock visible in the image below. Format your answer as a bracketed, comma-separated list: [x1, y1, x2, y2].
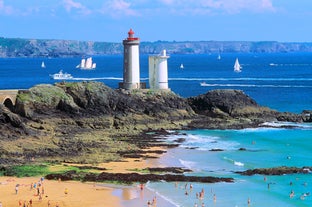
[146, 167, 192, 173]
[236, 166, 312, 176]
[45, 171, 234, 184]
[210, 149, 224, 152]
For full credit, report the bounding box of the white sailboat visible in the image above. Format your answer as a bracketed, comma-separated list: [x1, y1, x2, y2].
[180, 63, 184, 69]
[41, 61, 46, 68]
[217, 54, 221, 60]
[234, 58, 242, 73]
[76, 57, 96, 69]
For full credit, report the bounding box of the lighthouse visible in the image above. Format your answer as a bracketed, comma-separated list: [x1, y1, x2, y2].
[149, 49, 170, 90]
[120, 29, 142, 90]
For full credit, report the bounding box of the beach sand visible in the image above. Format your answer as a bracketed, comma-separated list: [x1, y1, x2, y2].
[0, 146, 174, 207]
[0, 176, 121, 207]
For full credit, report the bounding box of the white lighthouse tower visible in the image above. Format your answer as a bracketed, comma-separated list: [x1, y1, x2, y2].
[149, 49, 170, 90]
[121, 29, 141, 90]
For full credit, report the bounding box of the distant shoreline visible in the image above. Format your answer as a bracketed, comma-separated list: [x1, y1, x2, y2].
[1, 37, 312, 58]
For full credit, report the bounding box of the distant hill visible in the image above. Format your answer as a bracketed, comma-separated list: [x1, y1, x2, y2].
[1, 37, 312, 57]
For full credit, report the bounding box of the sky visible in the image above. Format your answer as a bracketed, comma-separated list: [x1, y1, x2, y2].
[0, 0, 311, 43]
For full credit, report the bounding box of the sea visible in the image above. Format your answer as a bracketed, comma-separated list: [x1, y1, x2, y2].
[0, 52, 312, 207]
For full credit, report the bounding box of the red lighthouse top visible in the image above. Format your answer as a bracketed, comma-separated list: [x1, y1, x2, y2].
[127, 29, 139, 41]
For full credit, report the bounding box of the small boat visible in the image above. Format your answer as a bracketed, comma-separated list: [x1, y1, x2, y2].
[200, 82, 208, 86]
[50, 70, 73, 80]
[217, 54, 221, 60]
[76, 57, 96, 69]
[41, 61, 46, 68]
[234, 58, 242, 73]
[180, 64, 184, 69]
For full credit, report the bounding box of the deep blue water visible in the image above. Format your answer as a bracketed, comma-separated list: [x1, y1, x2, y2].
[0, 52, 311, 113]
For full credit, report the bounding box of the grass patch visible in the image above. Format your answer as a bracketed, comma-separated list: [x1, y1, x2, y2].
[0, 163, 103, 178]
[3, 164, 50, 177]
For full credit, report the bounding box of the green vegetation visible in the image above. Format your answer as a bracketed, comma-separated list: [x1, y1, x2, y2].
[1, 164, 50, 177]
[0, 163, 102, 177]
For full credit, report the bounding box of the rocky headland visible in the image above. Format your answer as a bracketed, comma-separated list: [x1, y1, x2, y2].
[0, 81, 311, 182]
[1, 37, 312, 57]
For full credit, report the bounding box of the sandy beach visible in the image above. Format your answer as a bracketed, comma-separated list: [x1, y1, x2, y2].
[0, 176, 121, 207]
[0, 146, 171, 207]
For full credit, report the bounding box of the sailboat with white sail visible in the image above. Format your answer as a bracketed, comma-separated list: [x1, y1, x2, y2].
[76, 57, 96, 70]
[217, 54, 221, 60]
[41, 61, 46, 68]
[234, 58, 242, 73]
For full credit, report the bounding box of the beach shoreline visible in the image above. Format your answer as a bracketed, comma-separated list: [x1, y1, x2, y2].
[0, 146, 174, 207]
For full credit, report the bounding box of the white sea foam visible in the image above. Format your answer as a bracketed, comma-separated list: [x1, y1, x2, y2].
[169, 77, 312, 81]
[72, 77, 122, 81]
[259, 121, 312, 129]
[179, 159, 197, 170]
[224, 157, 245, 167]
[199, 83, 312, 88]
[165, 132, 239, 151]
[234, 161, 245, 166]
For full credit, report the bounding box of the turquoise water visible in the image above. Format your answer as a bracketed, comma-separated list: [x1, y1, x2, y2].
[147, 126, 312, 207]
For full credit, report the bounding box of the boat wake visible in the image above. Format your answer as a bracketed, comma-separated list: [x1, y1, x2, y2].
[72, 77, 122, 81]
[169, 77, 312, 81]
[199, 83, 312, 88]
[223, 157, 245, 167]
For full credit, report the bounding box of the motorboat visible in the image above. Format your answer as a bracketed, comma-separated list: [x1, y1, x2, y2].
[50, 70, 73, 80]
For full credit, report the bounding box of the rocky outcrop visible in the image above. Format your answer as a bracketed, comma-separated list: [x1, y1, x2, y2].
[45, 170, 234, 184]
[186, 89, 309, 129]
[236, 166, 312, 176]
[0, 82, 310, 165]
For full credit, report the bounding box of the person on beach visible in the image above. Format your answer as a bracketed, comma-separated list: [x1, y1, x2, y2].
[15, 185, 19, 194]
[0, 201, 2, 207]
[152, 196, 157, 207]
[39, 192, 43, 201]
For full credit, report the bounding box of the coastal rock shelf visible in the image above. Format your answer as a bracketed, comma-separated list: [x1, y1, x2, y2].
[45, 171, 234, 184]
[0, 81, 311, 165]
[236, 166, 312, 176]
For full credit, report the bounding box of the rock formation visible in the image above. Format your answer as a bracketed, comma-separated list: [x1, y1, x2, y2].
[0, 82, 310, 165]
